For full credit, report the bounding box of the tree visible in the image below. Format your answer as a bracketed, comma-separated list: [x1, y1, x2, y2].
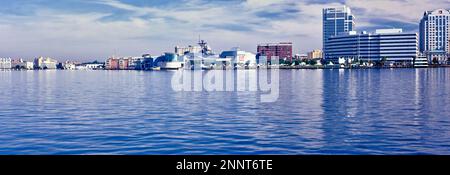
[309, 59, 317, 65]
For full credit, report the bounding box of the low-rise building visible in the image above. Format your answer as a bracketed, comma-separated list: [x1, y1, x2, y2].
[105, 57, 145, 70]
[257, 42, 293, 63]
[307, 49, 323, 60]
[220, 48, 257, 67]
[62, 61, 77, 70]
[414, 55, 429, 68]
[154, 53, 183, 69]
[175, 45, 202, 56]
[11, 59, 33, 70]
[294, 54, 308, 61]
[34, 57, 58, 69]
[84, 63, 104, 70]
[0, 58, 12, 69]
[105, 57, 128, 70]
[426, 50, 448, 65]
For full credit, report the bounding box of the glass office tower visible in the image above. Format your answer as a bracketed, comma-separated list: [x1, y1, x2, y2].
[323, 6, 355, 60]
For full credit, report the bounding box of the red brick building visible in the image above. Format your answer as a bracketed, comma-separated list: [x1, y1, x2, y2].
[257, 42, 293, 63]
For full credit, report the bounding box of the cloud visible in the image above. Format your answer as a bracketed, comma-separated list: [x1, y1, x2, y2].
[0, 0, 447, 61]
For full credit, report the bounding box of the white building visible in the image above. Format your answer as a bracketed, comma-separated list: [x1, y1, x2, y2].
[11, 59, 34, 70]
[219, 48, 257, 67]
[85, 63, 103, 70]
[0, 58, 12, 69]
[420, 9, 450, 64]
[175, 45, 202, 56]
[63, 62, 76, 70]
[34, 57, 58, 69]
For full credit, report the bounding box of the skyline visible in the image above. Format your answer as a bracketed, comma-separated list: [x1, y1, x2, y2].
[0, 0, 448, 61]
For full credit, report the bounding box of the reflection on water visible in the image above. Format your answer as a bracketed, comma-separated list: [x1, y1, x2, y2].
[0, 69, 450, 154]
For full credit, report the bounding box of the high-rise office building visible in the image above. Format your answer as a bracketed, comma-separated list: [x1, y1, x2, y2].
[325, 29, 419, 64]
[419, 9, 450, 64]
[323, 6, 355, 55]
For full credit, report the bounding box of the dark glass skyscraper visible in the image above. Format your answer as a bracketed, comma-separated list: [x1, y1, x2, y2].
[323, 6, 355, 60]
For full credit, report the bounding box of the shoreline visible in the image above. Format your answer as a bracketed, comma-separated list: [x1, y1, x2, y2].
[1, 66, 450, 71]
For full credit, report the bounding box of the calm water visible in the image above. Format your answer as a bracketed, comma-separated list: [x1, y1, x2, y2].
[0, 69, 450, 155]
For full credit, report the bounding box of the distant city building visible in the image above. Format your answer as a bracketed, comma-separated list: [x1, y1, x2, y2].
[139, 54, 154, 70]
[34, 57, 58, 69]
[154, 53, 184, 69]
[106, 56, 161, 70]
[220, 47, 257, 66]
[127, 57, 144, 70]
[414, 55, 429, 68]
[257, 42, 293, 63]
[419, 9, 450, 64]
[105, 57, 119, 70]
[175, 45, 202, 56]
[325, 29, 419, 65]
[307, 49, 323, 60]
[0, 58, 12, 69]
[118, 57, 130, 70]
[294, 54, 308, 61]
[84, 63, 104, 70]
[62, 61, 77, 70]
[11, 59, 34, 70]
[105, 57, 138, 70]
[323, 6, 355, 53]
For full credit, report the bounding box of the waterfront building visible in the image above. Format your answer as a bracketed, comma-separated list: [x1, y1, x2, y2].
[182, 40, 233, 69]
[140, 54, 154, 70]
[323, 6, 355, 53]
[62, 61, 77, 70]
[414, 55, 429, 68]
[106, 55, 157, 70]
[154, 53, 184, 69]
[105, 57, 135, 70]
[127, 57, 144, 70]
[307, 49, 323, 60]
[119, 57, 130, 70]
[175, 45, 202, 56]
[325, 29, 419, 65]
[419, 9, 450, 64]
[0, 58, 12, 69]
[11, 59, 34, 70]
[257, 42, 293, 63]
[220, 47, 257, 67]
[84, 63, 104, 70]
[105, 57, 119, 70]
[74, 63, 103, 70]
[34, 57, 58, 69]
[294, 54, 308, 61]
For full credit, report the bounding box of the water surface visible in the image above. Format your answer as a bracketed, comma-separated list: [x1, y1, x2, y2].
[0, 69, 449, 154]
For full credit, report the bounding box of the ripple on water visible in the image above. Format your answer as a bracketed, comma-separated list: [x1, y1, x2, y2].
[0, 69, 450, 154]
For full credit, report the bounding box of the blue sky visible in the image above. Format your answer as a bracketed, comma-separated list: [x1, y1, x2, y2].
[0, 0, 448, 61]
